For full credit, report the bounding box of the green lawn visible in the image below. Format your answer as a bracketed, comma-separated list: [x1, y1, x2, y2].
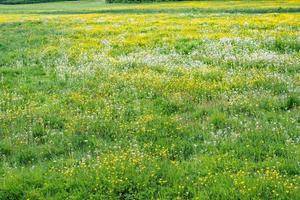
[0, 0, 300, 199]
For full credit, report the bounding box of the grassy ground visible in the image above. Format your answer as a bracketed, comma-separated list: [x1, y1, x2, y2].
[0, 0, 300, 199]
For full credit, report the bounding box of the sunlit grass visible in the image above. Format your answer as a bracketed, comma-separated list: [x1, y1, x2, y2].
[0, 0, 299, 199]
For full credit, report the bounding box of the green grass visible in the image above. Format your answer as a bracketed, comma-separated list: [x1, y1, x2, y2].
[0, 0, 75, 5]
[0, 0, 300, 199]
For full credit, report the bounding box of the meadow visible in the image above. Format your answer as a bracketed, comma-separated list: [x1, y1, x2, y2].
[0, 0, 300, 199]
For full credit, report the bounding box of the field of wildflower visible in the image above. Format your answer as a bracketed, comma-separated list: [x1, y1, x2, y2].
[0, 0, 299, 199]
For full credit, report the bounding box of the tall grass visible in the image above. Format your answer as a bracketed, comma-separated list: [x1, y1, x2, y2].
[0, 0, 299, 199]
